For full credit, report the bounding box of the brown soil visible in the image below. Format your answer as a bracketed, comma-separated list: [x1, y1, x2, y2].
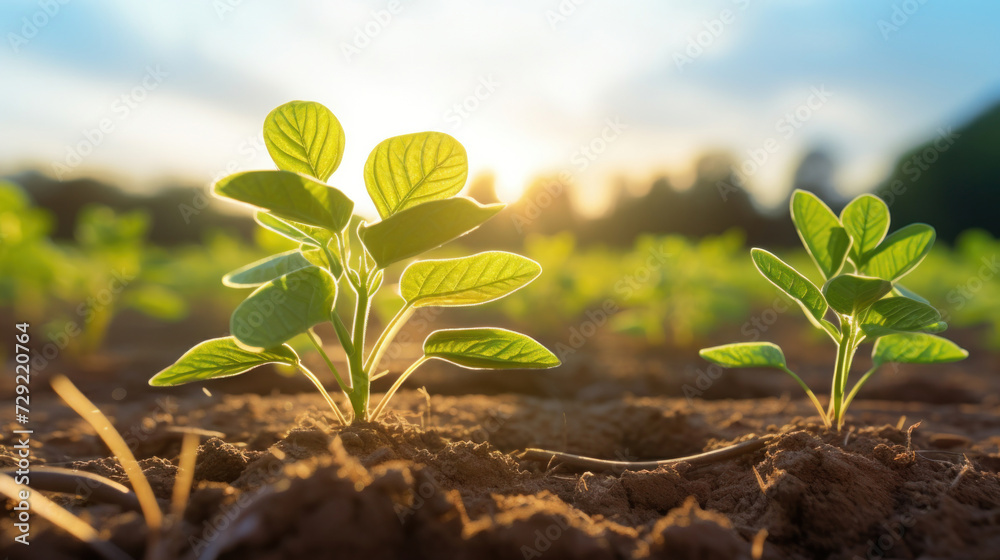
[2, 316, 999, 559]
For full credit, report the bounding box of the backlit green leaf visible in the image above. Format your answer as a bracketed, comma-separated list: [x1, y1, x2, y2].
[861, 297, 942, 338]
[872, 333, 968, 367]
[891, 283, 930, 305]
[264, 101, 345, 182]
[841, 194, 890, 265]
[401, 251, 541, 308]
[751, 248, 828, 323]
[822, 274, 892, 316]
[149, 337, 298, 386]
[359, 197, 504, 268]
[423, 328, 560, 369]
[921, 321, 948, 333]
[791, 190, 851, 279]
[861, 224, 935, 281]
[230, 266, 337, 351]
[222, 250, 329, 288]
[365, 131, 468, 218]
[255, 211, 334, 248]
[699, 342, 786, 369]
[215, 170, 354, 232]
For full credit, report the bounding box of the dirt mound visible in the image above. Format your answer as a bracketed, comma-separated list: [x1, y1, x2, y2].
[3, 388, 1000, 559]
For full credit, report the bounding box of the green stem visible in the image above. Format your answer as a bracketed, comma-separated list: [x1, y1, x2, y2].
[336, 232, 350, 269]
[781, 366, 831, 428]
[830, 329, 848, 430]
[831, 323, 860, 431]
[364, 303, 415, 373]
[371, 356, 429, 422]
[345, 265, 372, 422]
[843, 365, 879, 411]
[841, 328, 860, 396]
[295, 363, 348, 425]
[307, 329, 350, 393]
[819, 318, 841, 343]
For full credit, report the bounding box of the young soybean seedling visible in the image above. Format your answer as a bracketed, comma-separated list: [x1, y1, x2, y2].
[700, 190, 968, 430]
[150, 100, 560, 423]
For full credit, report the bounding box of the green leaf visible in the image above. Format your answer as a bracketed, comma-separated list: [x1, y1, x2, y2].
[841, 194, 890, 265]
[222, 250, 329, 288]
[254, 211, 333, 247]
[872, 333, 968, 367]
[790, 190, 851, 279]
[921, 321, 948, 333]
[822, 274, 892, 316]
[699, 342, 787, 369]
[861, 297, 942, 338]
[423, 328, 560, 369]
[149, 337, 298, 386]
[891, 283, 930, 305]
[751, 248, 828, 323]
[264, 101, 345, 182]
[215, 170, 354, 232]
[401, 251, 541, 308]
[230, 266, 337, 351]
[861, 224, 935, 281]
[359, 197, 504, 268]
[365, 131, 468, 218]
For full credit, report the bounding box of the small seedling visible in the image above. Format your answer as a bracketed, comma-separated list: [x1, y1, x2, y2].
[700, 190, 968, 430]
[150, 101, 560, 423]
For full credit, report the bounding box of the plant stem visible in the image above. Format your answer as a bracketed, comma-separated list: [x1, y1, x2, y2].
[364, 303, 415, 373]
[371, 356, 429, 421]
[831, 323, 861, 431]
[841, 328, 860, 397]
[345, 264, 372, 422]
[296, 363, 348, 425]
[336, 231, 350, 269]
[307, 328, 350, 393]
[781, 366, 831, 428]
[843, 365, 879, 411]
[830, 326, 850, 430]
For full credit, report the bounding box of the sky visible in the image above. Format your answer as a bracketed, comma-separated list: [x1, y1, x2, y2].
[2, 0, 999, 218]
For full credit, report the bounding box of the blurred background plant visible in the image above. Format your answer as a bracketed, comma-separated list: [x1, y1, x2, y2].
[4, 168, 1000, 372]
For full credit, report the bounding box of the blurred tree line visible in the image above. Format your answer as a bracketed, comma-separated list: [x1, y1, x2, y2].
[468, 100, 1000, 248]
[6, 101, 997, 249]
[7, 171, 254, 246]
[876, 103, 1000, 244]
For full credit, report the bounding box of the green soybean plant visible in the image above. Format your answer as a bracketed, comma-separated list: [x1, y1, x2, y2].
[150, 100, 560, 423]
[699, 190, 968, 430]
